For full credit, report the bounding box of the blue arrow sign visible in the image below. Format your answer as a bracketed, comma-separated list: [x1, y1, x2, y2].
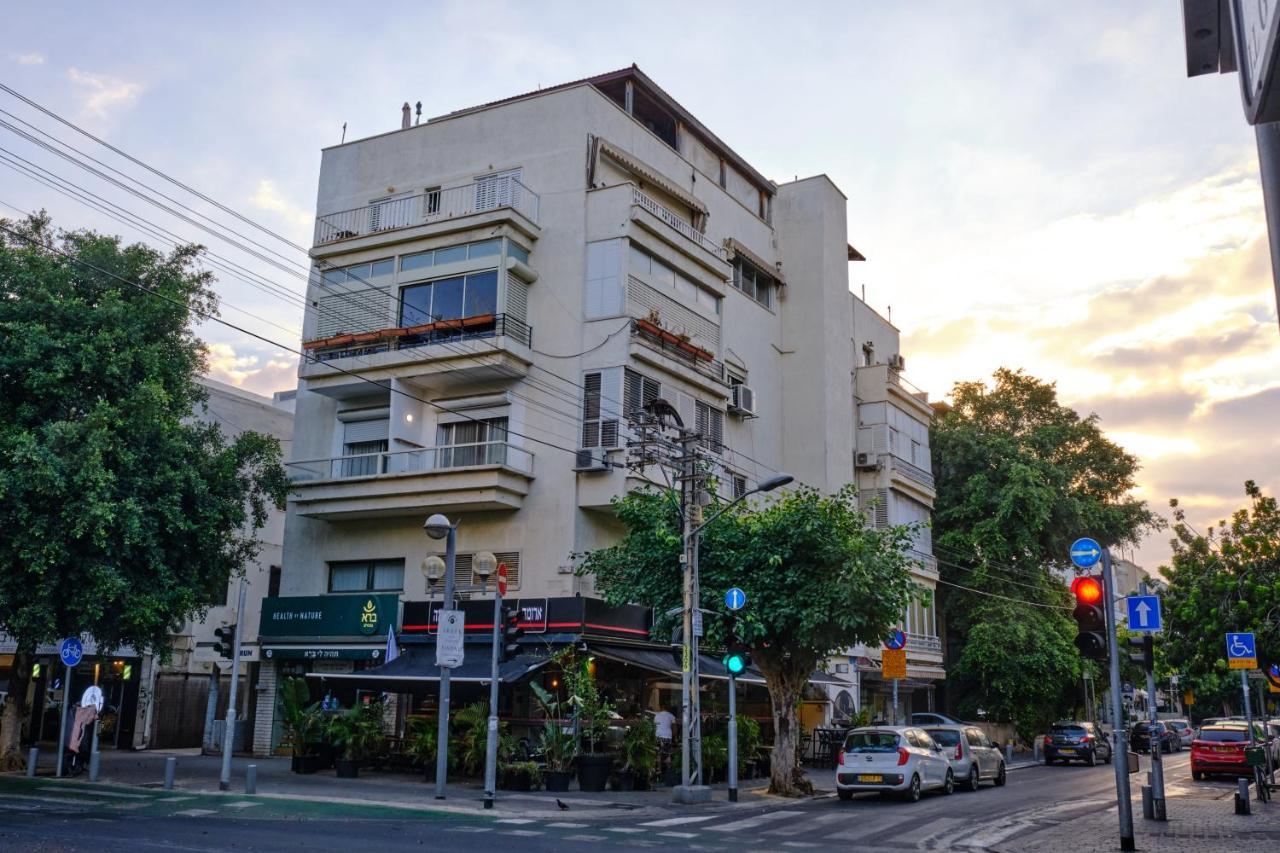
[725, 587, 747, 611]
[1227, 632, 1257, 661]
[1126, 595, 1162, 632]
[885, 629, 907, 651]
[1069, 537, 1102, 569]
[59, 637, 83, 668]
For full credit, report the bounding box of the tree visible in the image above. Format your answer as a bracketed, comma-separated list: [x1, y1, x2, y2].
[0, 214, 288, 769]
[931, 369, 1158, 737]
[1163, 481, 1280, 715]
[580, 484, 920, 796]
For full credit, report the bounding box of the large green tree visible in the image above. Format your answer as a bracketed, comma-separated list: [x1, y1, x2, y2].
[0, 215, 288, 769]
[580, 484, 921, 796]
[931, 369, 1157, 739]
[1163, 481, 1280, 717]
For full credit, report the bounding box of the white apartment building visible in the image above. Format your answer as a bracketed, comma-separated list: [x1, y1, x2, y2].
[262, 66, 941, 749]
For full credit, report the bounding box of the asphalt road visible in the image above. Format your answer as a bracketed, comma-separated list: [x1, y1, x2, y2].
[0, 752, 1216, 852]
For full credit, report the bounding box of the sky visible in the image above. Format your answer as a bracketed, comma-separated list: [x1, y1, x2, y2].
[3, 2, 1278, 572]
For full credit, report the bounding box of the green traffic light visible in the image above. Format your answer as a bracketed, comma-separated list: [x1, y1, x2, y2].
[723, 653, 746, 675]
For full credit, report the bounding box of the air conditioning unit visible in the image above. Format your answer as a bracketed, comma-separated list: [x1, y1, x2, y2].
[728, 384, 757, 416]
[574, 448, 611, 472]
[889, 354, 906, 370]
[855, 451, 880, 470]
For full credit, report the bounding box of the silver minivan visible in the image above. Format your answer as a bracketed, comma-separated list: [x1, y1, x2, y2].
[925, 725, 1007, 791]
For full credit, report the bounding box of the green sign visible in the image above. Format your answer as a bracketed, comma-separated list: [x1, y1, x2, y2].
[258, 594, 398, 640]
[262, 647, 383, 661]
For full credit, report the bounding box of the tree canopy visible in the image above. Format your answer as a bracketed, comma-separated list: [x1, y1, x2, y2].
[0, 214, 288, 767]
[581, 484, 921, 795]
[931, 369, 1158, 738]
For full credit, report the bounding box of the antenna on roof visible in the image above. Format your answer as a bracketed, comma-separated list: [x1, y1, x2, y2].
[415, 101, 422, 125]
[341, 122, 347, 144]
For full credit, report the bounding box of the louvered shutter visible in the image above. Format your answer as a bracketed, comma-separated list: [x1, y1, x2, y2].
[581, 372, 602, 448]
[453, 553, 474, 590]
[344, 418, 389, 444]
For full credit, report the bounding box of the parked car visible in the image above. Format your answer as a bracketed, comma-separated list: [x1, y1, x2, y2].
[836, 726, 955, 802]
[1129, 721, 1181, 754]
[1191, 724, 1268, 780]
[1167, 720, 1194, 749]
[910, 712, 964, 726]
[924, 725, 1007, 791]
[1044, 721, 1112, 766]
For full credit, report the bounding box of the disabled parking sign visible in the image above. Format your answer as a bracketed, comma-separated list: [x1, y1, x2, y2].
[1227, 633, 1257, 669]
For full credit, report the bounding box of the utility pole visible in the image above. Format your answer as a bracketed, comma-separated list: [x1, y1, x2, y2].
[219, 578, 246, 791]
[678, 426, 706, 798]
[481, 555, 503, 810]
[1102, 548, 1135, 851]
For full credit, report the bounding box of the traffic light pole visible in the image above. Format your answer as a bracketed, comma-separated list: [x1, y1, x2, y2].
[482, 579, 502, 809]
[1139, 581, 1165, 819]
[1102, 549, 1135, 851]
[727, 672, 738, 802]
[219, 578, 246, 791]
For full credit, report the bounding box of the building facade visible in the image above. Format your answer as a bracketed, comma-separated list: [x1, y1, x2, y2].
[260, 66, 940, 751]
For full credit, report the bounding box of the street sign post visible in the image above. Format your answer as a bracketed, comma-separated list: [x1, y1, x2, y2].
[725, 587, 746, 611]
[59, 637, 83, 668]
[882, 647, 907, 724]
[437, 610, 465, 668]
[1228, 632, 1258, 669]
[885, 628, 907, 651]
[55, 637, 82, 778]
[1070, 538, 1102, 569]
[1126, 595, 1163, 632]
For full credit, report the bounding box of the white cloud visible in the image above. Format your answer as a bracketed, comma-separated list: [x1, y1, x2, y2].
[248, 180, 313, 230]
[205, 342, 297, 396]
[12, 53, 44, 65]
[66, 67, 141, 118]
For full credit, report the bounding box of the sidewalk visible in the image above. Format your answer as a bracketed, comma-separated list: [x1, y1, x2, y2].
[16, 748, 776, 820]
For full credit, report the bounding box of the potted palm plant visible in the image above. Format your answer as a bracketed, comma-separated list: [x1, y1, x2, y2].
[326, 703, 383, 779]
[404, 716, 437, 782]
[564, 654, 616, 793]
[279, 677, 325, 774]
[618, 717, 658, 791]
[500, 760, 542, 791]
[701, 732, 728, 784]
[531, 682, 576, 792]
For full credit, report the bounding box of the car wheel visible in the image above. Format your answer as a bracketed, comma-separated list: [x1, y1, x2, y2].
[965, 765, 980, 792]
[942, 770, 954, 795]
[901, 774, 921, 803]
[1103, 750, 1112, 764]
[994, 762, 1007, 786]
[1087, 749, 1097, 767]
[1192, 771, 1204, 781]
[838, 789, 853, 801]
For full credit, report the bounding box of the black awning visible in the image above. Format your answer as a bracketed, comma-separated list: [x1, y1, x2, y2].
[590, 643, 768, 686]
[305, 647, 551, 691]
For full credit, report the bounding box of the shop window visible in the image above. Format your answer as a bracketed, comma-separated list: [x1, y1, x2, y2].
[328, 559, 404, 593]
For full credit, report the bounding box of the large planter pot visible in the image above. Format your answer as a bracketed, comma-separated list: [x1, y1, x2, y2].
[335, 758, 360, 779]
[501, 770, 535, 792]
[544, 769, 574, 792]
[577, 754, 614, 792]
[294, 754, 325, 775]
[662, 767, 681, 788]
[616, 769, 635, 791]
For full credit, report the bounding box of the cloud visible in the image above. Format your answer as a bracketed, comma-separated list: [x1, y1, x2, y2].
[249, 180, 313, 230]
[11, 53, 44, 65]
[204, 341, 297, 396]
[66, 67, 141, 118]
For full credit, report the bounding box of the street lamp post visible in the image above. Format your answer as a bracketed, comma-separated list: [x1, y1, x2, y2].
[472, 550, 501, 810]
[424, 514, 457, 800]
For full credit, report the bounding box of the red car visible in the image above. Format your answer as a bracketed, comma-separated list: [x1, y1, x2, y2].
[1190, 724, 1265, 780]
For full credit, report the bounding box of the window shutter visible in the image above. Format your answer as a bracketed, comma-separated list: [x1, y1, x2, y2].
[860, 488, 890, 528]
[344, 418, 389, 444]
[494, 552, 520, 589]
[453, 553, 474, 590]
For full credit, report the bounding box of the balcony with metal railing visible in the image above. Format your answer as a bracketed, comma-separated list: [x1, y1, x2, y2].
[287, 441, 534, 519]
[630, 186, 727, 261]
[313, 175, 540, 247]
[909, 549, 940, 579]
[629, 317, 727, 386]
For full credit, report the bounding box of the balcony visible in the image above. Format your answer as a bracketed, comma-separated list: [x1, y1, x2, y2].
[905, 632, 943, 654]
[629, 318, 727, 387]
[313, 176, 540, 247]
[287, 442, 534, 519]
[630, 186, 727, 262]
[888, 455, 936, 492]
[908, 550, 939, 579]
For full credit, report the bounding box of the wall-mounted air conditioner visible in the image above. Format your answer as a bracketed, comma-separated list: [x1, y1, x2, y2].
[574, 449, 612, 472]
[855, 451, 880, 470]
[728, 384, 757, 417]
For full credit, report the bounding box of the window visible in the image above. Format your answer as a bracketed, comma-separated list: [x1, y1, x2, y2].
[434, 245, 468, 265]
[582, 368, 623, 449]
[268, 565, 281, 598]
[508, 242, 530, 265]
[695, 400, 724, 454]
[400, 238, 509, 276]
[862, 342, 875, 367]
[399, 271, 499, 326]
[586, 240, 623, 319]
[328, 559, 404, 593]
[341, 417, 388, 477]
[624, 368, 661, 419]
[320, 258, 395, 288]
[424, 186, 441, 216]
[732, 475, 747, 499]
[966, 728, 990, 748]
[442, 551, 522, 591]
[731, 257, 775, 308]
[629, 243, 720, 315]
[475, 168, 522, 211]
[436, 417, 509, 467]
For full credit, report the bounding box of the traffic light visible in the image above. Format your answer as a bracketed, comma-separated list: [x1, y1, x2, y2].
[1128, 635, 1154, 671]
[722, 621, 751, 676]
[213, 625, 236, 659]
[500, 605, 524, 662]
[1071, 576, 1107, 660]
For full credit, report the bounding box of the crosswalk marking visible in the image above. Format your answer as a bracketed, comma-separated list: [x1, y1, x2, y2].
[657, 831, 700, 839]
[447, 826, 493, 833]
[497, 818, 538, 824]
[546, 822, 587, 828]
[763, 810, 847, 834]
[639, 814, 718, 827]
[172, 808, 217, 817]
[707, 810, 807, 832]
[500, 829, 543, 837]
[606, 827, 646, 833]
[224, 801, 261, 809]
[782, 843, 818, 849]
[564, 834, 607, 842]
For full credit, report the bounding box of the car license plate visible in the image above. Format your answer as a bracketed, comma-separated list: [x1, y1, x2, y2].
[857, 774, 883, 783]
[1060, 748, 1076, 754]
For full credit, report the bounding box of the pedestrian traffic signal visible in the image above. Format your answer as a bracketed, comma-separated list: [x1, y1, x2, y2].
[722, 639, 751, 676]
[1071, 576, 1107, 660]
[501, 605, 524, 662]
[1128, 635, 1154, 671]
[213, 625, 235, 659]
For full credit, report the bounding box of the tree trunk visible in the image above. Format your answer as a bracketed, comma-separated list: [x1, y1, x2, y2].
[757, 654, 814, 797]
[0, 646, 34, 771]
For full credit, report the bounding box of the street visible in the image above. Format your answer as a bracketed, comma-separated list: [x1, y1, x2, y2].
[5, 752, 1278, 852]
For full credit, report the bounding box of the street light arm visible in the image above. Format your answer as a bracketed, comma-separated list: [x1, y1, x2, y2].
[692, 473, 792, 536]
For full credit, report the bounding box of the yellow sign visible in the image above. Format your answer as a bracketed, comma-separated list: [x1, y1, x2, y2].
[882, 648, 907, 680]
[1229, 657, 1257, 670]
[1184, 690, 1196, 707]
[1269, 682, 1280, 694]
[359, 598, 379, 635]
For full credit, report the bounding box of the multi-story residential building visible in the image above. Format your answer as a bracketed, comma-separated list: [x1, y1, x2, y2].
[258, 66, 941, 751]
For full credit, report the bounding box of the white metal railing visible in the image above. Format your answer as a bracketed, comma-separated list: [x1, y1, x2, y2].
[287, 442, 534, 481]
[315, 176, 539, 244]
[906, 632, 942, 652]
[892, 456, 936, 490]
[631, 186, 726, 260]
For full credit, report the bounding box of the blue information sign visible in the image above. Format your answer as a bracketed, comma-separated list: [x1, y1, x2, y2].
[885, 629, 907, 651]
[1126, 595, 1162, 632]
[59, 637, 83, 668]
[1069, 538, 1102, 569]
[1227, 632, 1257, 669]
[725, 587, 747, 611]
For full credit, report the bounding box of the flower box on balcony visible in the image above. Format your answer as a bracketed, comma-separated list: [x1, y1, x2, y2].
[634, 317, 663, 338]
[351, 331, 382, 344]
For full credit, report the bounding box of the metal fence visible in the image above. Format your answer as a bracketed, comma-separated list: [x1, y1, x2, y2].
[631, 186, 726, 260]
[287, 442, 535, 481]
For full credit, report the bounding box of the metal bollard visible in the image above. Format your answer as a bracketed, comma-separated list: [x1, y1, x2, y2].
[1141, 785, 1153, 819]
[163, 756, 176, 790]
[1005, 742, 1014, 763]
[89, 750, 100, 782]
[245, 764, 257, 795]
[27, 747, 38, 778]
[1236, 778, 1251, 815]
[1153, 794, 1166, 821]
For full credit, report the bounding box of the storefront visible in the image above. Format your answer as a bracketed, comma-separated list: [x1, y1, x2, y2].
[253, 594, 398, 754]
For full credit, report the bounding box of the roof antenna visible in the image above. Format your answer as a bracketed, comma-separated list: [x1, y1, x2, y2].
[415, 101, 422, 125]
[861, 284, 865, 302]
[341, 122, 347, 144]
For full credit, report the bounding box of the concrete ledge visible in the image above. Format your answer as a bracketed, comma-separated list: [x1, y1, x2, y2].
[672, 784, 712, 804]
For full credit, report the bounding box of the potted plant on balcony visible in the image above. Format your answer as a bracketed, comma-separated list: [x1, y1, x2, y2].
[280, 677, 325, 774]
[618, 717, 658, 791]
[531, 682, 577, 792]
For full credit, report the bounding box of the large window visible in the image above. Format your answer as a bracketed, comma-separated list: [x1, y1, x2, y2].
[341, 417, 388, 477]
[630, 243, 719, 314]
[731, 256, 775, 308]
[585, 239, 623, 319]
[400, 239, 503, 276]
[399, 270, 499, 326]
[328, 559, 404, 593]
[321, 258, 395, 288]
[436, 417, 509, 467]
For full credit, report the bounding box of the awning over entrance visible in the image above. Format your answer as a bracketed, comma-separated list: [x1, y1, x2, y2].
[591, 644, 850, 689]
[305, 647, 551, 692]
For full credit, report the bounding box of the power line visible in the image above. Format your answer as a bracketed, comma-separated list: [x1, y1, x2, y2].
[933, 576, 1070, 611]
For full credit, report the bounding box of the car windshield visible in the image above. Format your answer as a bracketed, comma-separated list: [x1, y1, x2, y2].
[1170, 722, 1189, 730]
[1051, 725, 1085, 735]
[844, 731, 900, 752]
[1198, 729, 1246, 742]
[926, 729, 962, 746]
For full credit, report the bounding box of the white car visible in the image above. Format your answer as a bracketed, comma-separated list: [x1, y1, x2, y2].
[924, 724, 1007, 791]
[836, 726, 954, 802]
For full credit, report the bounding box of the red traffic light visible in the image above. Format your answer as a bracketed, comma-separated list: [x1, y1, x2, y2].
[1072, 576, 1103, 605]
